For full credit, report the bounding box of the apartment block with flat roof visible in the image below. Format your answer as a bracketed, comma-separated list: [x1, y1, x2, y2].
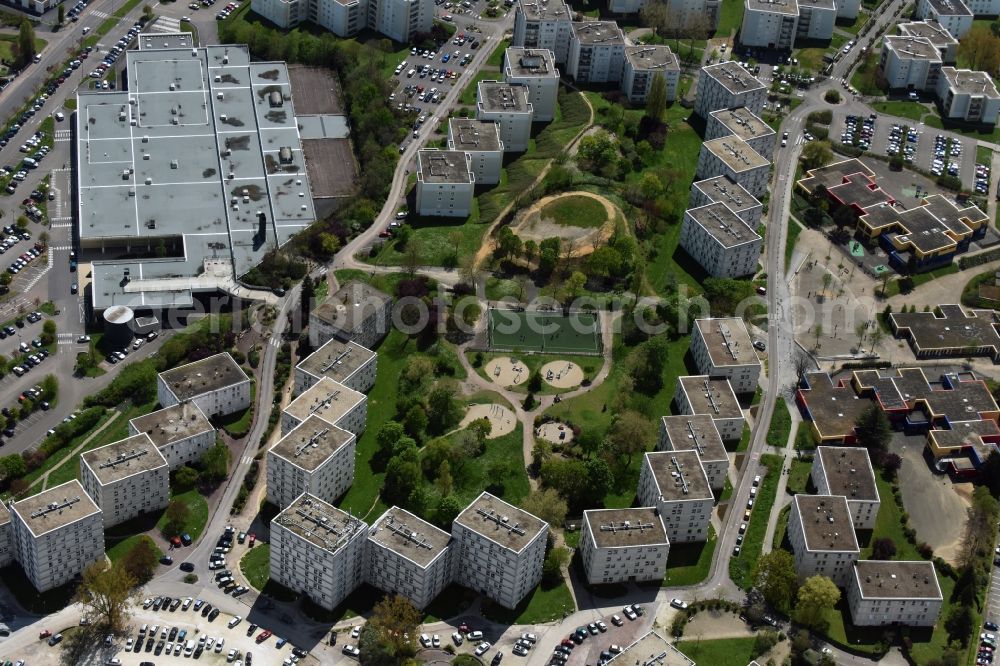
[504, 48, 559, 121]
[282, 377, 367, 437]
[674, 375, 745, 441]
[695, 62, 767, 118]
[513, 0, 574, 64]
[447, 119, 504, 185]
[79, 434, 169, 529]
[835, 0, 860, 18]
[309, 280, 392, 351]
[797, 0, 837, 40]
[477, 81, 534, 152]
[267, 415, 357, 509]
[622, 46, 680, 105]
[608, 632, 695, 666]
[128, 401, 216, 471]
[0, 504, 13, 568]
[914, 0, 972, 37]
[415, 149, 476, 217]
[788, 494, 860, 585]
[811, 446, 880, 530]
[295, 338, 377, 395]
[579, 508, 670, 584]
[566, 22, 626, 84]
[10, 480, 104, 592]
[251, 0, 431, 40]
[269, 493, 367, 610]
[665, 0, 721, 31]
[898, 20, 958, 63]
[366, 506, 454, 609]
[157, 353, 251, 419]
[689, 176, 763, 227]
[658, 414, 729, 490]
[680, 202, 763, 279]
[691, 317, 762, 394]
[696, 136, 770, 197]
[452, 492, 548, 609]
[741, 0, 798, 50]
[847, 560, 943, 627]
[706, 107, 776, 160]
[936, 67, 1000, 125]
[638, 451, 713, 543]
[880, 36, 943, 91]
[368, 0, 433, 43]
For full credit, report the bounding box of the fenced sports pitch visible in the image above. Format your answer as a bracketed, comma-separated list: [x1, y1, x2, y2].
[486, 309, 602, 355]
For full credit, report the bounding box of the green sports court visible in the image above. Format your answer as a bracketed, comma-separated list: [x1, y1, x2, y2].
[487, 308, 602, 355]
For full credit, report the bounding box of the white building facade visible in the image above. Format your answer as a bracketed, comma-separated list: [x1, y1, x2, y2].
[128, 402, 217, 471]
[935, 67, 1000, 125]
[447, 119, 505, 186]
[695, 62, 767, 118]
[309, 281, 393, 351]
[512, 0, 574, 64]
[503, 48, 560, 122]
[294, 339, 378, 396]
[690, 317, 763, 394]
[477, 81, 534, 152]
[847, 560, 943, 627]
[281, 377, 368, 437]
[156, 353, 252, 419]
[637, 451, 714, 543]
[674, 375, 745, 441]
[566, 22, 626, 84]
[415, 149, 476, 217]
[741, 0, 798, 50]
[880, 36, 943, 91]
[680, 203, 763, 279]
[788, 494, 860, 585]
[811, 446, 880, 530]
[79, 434, 170, 529]
[366, 507, 454, 609]
[579, 508, 670, 584]
[267, 416, 357, 509]
[622, 46, 680, 105]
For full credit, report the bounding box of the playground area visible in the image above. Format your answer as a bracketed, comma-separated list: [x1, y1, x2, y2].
[485, 356, 530, 388]
[487, 308, 602, 355]
[541, 360, 584, 389]
[460, 403, 517, 438]
[537, 421, 574, 444]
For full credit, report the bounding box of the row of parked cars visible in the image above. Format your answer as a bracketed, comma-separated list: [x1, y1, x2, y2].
[216, 2, 240, 20]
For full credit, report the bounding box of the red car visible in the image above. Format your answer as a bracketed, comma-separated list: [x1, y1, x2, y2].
[170, 535, 182, 547]
[256, 630, 272, 643]
[248, 533, 256, 546]
[458, 624, 469, 634]
[39, 629, 51, 639]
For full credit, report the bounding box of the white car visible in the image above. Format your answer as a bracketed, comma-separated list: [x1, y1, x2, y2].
[420, 634, 431, 648]
[228, 616, 242, 629]
[670, 599, 688, 610]
[342, 645, 360, 657]
[215, 638, 225, 653]
[351, 626, 361, 639]
[474, 642, 491, 656]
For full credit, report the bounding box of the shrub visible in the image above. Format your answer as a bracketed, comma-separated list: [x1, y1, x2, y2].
[824, 89, 841, 104]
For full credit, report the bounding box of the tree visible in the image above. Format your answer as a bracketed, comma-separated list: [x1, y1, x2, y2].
[585, 457, 614, 499]
[753, 550, 798, 612]
[300, 275, 314, 324]
[527, 371, 543, 393]
[542, 547, 569, 587]
[855, 404, 891, 460]
[173, 465, 199, 491]
[538, 237, 561, 275]
[520, 488, 568, 527]
[0, 453, 26, 481]
[375, 421, 406, 460]
[162, 498, 190, 536]
[120, 535, 159, 584]
[57, 3, 64, 25]
[198, 443, 230, 483]
[956, 27, 1000, 73]
[403, 404, 428, 441]
[871, 537, 897, 560]
[645, 74, 667, 120]
[945, 604, 974, 646]
[426, 386, 462, 435]
[606, 410, 652, 467]
[824, 89, 841, 104]
[142, 4, 154, 21]
[576, 130, 618, 175]
[41, 319, 56, 345]
[75, 561, 139, 631]
[794, 575, 840, 630]
[383, 443, 421, 506]
[359, 595, 420, 665]
[435, 459, 453, 497]
[318, 232, 340, 257]
[800, 140, 833, 170]
[562, 271, 587, 303]
[17, 21, 36, 68]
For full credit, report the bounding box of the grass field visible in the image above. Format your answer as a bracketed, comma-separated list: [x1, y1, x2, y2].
[486, 38, 510, 67]
[786, 457, 812, 495]
[540, 194, 608, 228]
[0, 35, 47, 63]
[107, 534, 163, 565]
[872, 100, 928, 122]
[677, 637, 759, 666]
[666, 526, 716, 586]
[715, 0, 744, 36]
[240, 543, 270, 590]
[771, 504, 791, 550]
[17, 409, 114, 493]
[482, 579, 575, 624]
[785, 218, 803, 270]
[488, 309, 601, 354]
[766, 397, 791, 448]
[157, 489, 209, 542]
[729, 454, 782, 588]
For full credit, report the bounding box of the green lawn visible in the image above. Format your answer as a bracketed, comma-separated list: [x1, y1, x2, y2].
[786, 457, 812, 495]
[715, 0, 744, 36]
[0, 35, 47, 63]
[460, 70, 495, 105]
[677, 637, 759, 666]
[766, 397, 791, 448]
[771, 504, 791, 550]
[482, 580, 575, 624]
[785, 218, 803, 271]
[666, 526, 716, 586]
[157, 489, 209, 542]
[367, 201, 485, 267]
[18, 409, 114, 493]
[107, 534, 163, 565]
[872, 100, 931, 123]
[485, 38, 511, 68]
[215, 383, 255, 437]
[837, 9, 868, 34]
[729, 454, 783, 588]
[540, 194, 608, 228]
[860, 472, 922, 560]
[240, 543, 270, 590]
[735, 422, 751, 452]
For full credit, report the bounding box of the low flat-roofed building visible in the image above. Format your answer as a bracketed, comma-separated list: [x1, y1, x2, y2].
[11, 480, 104, 592]
[579, 508, 670, 584]
[447, 119, 504, 186]
[658, 414, 729, 490]
[675, 375, 745, 441]
[366, 506, 453, 609]
[880, 36, 943, 91]
[797, 158, 876, 194]
[680, 203, 762, 279]
[503, 48, 559, 121]
[695, 61, 767, 118]
[415, 149, 476, 218]
[811, 446, 880, 530]
[889, 304, 1000, 363]
[689, 176, 763, 227]
[847, 560, 943, 627]
[740, 0, 798, 50]
[77, 46, 316, 313]
[0, 503, 14, 568]
[691, 317, 762, 394]
[477, 81, 533, 152]
[622, 46, 680, 105]
[607, 631, 695, 666]
[898, 20, 958, 63]
[927, 418, 1000, 461]
[128, 401, 216, 471]
[567, 22, 626, 84]
[796, 372, 874, 444]
[309, 280, 392, 351]
[282, 376, 367, 437]
[452, 492, 548, 609]
[157, 353, 251, 418]
[269, 493, 367, 611]
[915, 0, 972, 38]
[797, 0, 837, 41]
[936, 67, 1000, 125]
[637, 451, 714, 543]
[706, 107, 776, 160]
[512, 0, 574, 64]
[267, 415, 357, 509]
[788, 494, 860, 585]
[79, 434, 169, 529]
[295, 338, 377, 395]
[696, 136, 770, 198]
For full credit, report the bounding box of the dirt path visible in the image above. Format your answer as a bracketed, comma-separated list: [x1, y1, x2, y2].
[512, 191, 619, 258]
[36, 409, 122, 492]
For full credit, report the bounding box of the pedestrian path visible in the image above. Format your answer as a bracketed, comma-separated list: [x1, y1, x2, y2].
[54, 129, 71, 141]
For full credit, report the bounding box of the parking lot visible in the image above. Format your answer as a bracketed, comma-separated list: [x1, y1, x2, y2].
[829, 110, 985, 191]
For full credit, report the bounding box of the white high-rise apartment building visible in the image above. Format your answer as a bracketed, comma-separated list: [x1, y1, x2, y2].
[267, 415, 357, 509]
[690, 318, 762, 394]
[282, 377, 367, 437]
[622, 46, 680, 105]
[706, 107, 776, 160]
[695, 61, 766, 118]
[788, 494, 860, 585]
[415, 150, 476, 217]
[309, 281, 392, 351]
[847, 560, 943, 627]
[504, 48, 560, 122]
[741, 0, 798, 50]
[880, 36, 943, 91]
[451, 492, 548, 609]
[674, 375, 745, 441]
[512, 0, 574, 65]
[251, 0, 431, 41]
[447, 119, 505, 185]
[10, 480, 104, 592]
[567, 22, 626, 84]
[477, 81, 534, 152]
[368, 0, 432, 43]
[294, 338, 377, 395]
[366, 506, 454, 609]
[79, 434, 169, 529]
[796, 0, 837, 41]
[689, 176, 763, 227]
[657, 414, 729, 491]
[579, 508, 670, 585]
[914, 0, 973, 38]
[811, 447, 880, 530]
[269, 493, 367, 610]
[897, 20, 958, 64]
[665, 0, 721, 31]
[679, 203, 763, 279]
[0, 504, 13, 568]
[936, 67, 1000, 125]
[157, 353, 252, 418]
[637, 451, 714, 543]
[696, 136, 770, 198]
[128, 401, 216, 471]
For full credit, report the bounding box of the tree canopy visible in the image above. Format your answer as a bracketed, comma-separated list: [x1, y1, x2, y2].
[753, 550, 798, 612]
[794, 575, 840, 630]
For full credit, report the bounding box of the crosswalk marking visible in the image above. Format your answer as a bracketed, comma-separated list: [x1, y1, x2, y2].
[54, 130, 71, 142]
[90, 9, 111, 18]
[51, 245, 73, 251]
[241, 456, 253, 465]
[150, 17, 181, 33]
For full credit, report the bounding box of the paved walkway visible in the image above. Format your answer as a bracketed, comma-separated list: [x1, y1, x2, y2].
[34, 409, 121, 492]
[761, 404, 802, 555]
